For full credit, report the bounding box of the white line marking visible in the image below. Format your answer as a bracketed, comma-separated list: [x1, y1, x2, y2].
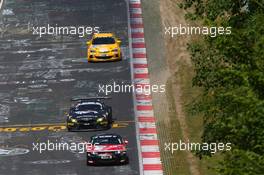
[144, 170, 163, 175]
[133, 58, 148, 64]
[140, 134, 158, 140]
[133, 48, 147, 53]
[139, 122, 156, 129]
[141, 145, 160, 152]
[130, 8, 142, 14]
[130, 0, 141, 4]
[143, 158, 162, 164]
[132, 28, 144, 33]
[134, 78, 150, 84]
[131, 18, 143, 24]
[137, 110, 154, 117]
[132, 38, 145, 43]
[134, 68, 149, 74]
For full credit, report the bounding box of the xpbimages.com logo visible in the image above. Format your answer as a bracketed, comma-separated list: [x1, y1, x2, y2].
[28, 23, 100, 37]
[165, 24, 232, 38]
[164, 140, 232, 154]
[98, 82, 166, 95]
[32, 140, 91, 153]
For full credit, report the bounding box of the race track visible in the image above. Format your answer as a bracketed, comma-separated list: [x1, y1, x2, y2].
[0, 0, 140, 174]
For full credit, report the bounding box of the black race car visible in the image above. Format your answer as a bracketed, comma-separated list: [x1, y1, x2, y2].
[86, 133, 129, 165]
[66, 97, 112, 131]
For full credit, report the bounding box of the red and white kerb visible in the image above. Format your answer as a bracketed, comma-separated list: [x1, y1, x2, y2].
[129, 0, 164, 174]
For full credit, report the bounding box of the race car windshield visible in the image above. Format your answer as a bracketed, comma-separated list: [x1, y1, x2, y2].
[75, 104, 102, 111]
[92, 37, 115, 45]
[92, 137, 122, 145]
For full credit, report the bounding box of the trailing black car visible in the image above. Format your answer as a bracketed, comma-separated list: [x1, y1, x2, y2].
[66, 97, 112, 131]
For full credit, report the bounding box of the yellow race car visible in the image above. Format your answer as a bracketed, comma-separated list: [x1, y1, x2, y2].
[87, 33, 122, 62]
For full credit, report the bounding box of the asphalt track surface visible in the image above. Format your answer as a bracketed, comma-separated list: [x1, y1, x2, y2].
[0, 0, 140, 174]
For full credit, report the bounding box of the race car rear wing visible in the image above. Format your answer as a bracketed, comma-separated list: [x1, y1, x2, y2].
[71, 96, 111, 102]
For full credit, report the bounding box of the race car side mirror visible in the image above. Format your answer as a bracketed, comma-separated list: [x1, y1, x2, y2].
[117, 40, 121, 44]
[86, 41, 91, 45]
[124, 140, 128, 144]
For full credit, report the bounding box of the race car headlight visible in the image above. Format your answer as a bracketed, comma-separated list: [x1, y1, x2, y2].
[115, 151, 126, 155]
[91, 152, 98, 155]
[121, 151, 127, 155]
[115, 151, 121, 154]
[112, 48, 119, 52]
[71, 118, 77, 123]
[90, 49, 96, 53]
[87, 152, 97, 156]
[97, 117, 104, 122]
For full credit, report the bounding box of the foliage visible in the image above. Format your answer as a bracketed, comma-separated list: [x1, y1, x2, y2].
[181, 0, 264, 174]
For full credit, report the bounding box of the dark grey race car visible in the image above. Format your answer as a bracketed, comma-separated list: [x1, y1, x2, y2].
[66, 97, 112, 131]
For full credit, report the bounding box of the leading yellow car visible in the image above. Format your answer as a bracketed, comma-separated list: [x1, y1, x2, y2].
[87, 33, 122, 62]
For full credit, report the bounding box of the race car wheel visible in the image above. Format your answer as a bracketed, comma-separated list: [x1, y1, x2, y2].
[122, 157, 129, 165]
[86, 154, 94, 166]
[67, 126, 77, 132]
[106, 123, 111, 130]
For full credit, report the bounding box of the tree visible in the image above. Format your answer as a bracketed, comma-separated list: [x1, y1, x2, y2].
[181, 0, 264, 174]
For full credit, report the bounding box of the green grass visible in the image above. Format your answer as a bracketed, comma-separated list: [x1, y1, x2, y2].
[157, 57, 221, 175]
[175, 59, 220, 175]
[157, 78, 191, 175]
